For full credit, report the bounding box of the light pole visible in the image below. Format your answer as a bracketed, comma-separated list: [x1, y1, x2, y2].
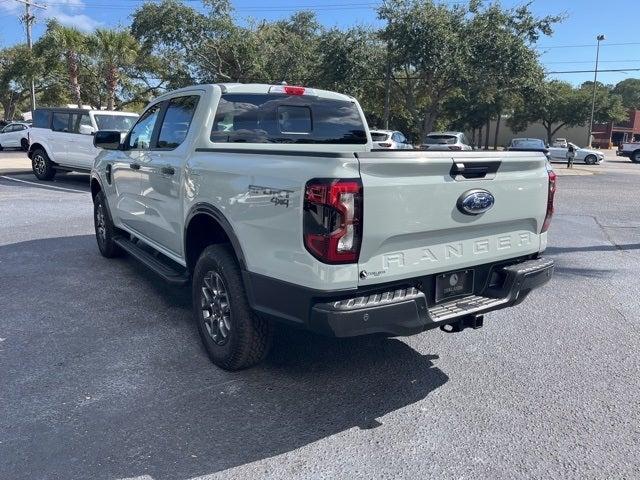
[587, 34, 605, 147]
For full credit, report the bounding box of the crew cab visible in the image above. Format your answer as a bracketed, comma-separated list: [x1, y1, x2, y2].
[618, 142, 640, 162]
[27, 107, 138, 180]
[90, 83, 555, 370]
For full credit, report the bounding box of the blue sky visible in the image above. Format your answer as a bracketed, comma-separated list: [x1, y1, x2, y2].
[1, 0, 638, 87]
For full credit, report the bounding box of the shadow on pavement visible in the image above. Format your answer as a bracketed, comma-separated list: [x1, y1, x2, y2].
[546, 243, 640, 254]
[0, 234, 448, 480]
[0, 172, 90, 193]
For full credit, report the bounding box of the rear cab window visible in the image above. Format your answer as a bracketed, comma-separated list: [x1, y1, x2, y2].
[211, 93, 367, 144]
[371, 132, 390, 142]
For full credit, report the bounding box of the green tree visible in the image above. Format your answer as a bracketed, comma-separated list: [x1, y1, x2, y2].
[39, 21, 88, 108]
[90, 29, 140, 110]
[612, 78, 640, 110]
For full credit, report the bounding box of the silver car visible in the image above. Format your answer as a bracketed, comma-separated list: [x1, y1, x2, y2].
[548, 142, 605, 165]
[370, 129, 413, 149]
[421, 131, 472, 151]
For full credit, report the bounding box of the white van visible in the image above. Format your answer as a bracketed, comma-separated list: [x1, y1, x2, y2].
[28, 108, 138, 180]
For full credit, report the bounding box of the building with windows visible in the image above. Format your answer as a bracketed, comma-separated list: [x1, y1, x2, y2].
[592, 109, 640, 148]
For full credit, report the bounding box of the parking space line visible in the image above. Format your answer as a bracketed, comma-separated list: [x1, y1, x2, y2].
[0, 175, 87, 193]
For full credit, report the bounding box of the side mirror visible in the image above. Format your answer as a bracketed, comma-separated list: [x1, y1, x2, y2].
[79, 124, 96, 135]
[94, 130, 121, 150]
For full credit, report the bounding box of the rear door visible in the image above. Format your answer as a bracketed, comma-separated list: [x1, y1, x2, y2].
[356, 151, 549, 286]
[66, 112, 97, 169]
[49, 111, 72, 163]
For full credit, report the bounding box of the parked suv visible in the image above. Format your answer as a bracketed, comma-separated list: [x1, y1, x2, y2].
[0, 122, 30, 151]
[91, 84, 555, 370]
[27, 107, 138, 180]
[421, 131, 472, 151]
[370, 129, 413, 149]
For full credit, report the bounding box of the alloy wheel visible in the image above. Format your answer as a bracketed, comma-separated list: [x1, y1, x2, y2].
[201, 271, 231, 346]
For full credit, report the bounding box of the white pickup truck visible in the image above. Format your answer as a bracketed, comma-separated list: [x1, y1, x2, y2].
[618, 142, 640, 162]
[90, 83, 555, 370]
[27, 107, 138, 180]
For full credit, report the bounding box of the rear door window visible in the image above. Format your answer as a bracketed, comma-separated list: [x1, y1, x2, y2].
[33, 110, 51, 129]
[52, 112, 71, 132]
[211, 94, 367, 144]
[157, 95, 199, 149]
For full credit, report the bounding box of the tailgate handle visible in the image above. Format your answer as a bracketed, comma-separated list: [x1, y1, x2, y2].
[450, 161, 500, 180]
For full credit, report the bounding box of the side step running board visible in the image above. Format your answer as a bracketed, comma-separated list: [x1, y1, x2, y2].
[113, 236, 189, 286]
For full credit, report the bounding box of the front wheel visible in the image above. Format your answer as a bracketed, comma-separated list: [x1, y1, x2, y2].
[31, 148, 56, 180]
[192, 244, 272, 370]
[584, 154, 597, 165]
[93, 191, 122, 258]
[632, 150, 640, 163]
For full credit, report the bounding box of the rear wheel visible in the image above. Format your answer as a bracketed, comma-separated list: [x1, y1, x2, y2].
[31, 148, 56, 180]
[21, 138, 29, 151]
[192, 244, 272, 370]
[584, 154, 597, 165]
[632, 150, 640, 163]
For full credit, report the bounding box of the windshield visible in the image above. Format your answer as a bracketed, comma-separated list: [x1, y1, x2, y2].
[424, 135, 457, 144]
[511, 139, 545, 149]
[94, 114, 137, 132]
[371, 132, 390, 141]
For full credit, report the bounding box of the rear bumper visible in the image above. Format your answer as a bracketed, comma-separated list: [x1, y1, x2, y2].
[245, 257, 554, 338]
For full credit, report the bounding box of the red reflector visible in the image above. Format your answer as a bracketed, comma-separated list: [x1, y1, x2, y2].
[284, 85, 305, 95]
[541, 169, 556, 233]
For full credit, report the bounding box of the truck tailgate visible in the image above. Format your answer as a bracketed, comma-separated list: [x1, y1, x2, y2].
[356, 151, 549, 286]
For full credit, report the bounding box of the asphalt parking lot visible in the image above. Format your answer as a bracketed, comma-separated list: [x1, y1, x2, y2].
[1, 151, 639, 480]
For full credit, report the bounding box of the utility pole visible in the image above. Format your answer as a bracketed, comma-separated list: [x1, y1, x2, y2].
[587, 34, 605, 147]
[16, 0, 46, 112]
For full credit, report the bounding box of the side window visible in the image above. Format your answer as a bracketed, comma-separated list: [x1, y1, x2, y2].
[460, 134, 470, 145]
[157, 95, 199, 149]
[77, 114, 93, 135]
[52, 112, 70, 132]
[33, 110, 51, 129]
[127, 104, 161, 150]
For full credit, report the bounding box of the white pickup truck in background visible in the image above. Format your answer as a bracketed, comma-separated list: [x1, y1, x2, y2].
[618, 142, 640, 162]
[27, 107, 138, 180]
[89, 83, 556, 370]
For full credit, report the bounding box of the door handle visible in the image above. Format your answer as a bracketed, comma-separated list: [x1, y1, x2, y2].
[161, 166, 175, 175]
[129, 163, 140, 170]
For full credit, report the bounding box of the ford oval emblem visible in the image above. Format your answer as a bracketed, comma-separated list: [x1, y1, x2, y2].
[457, 189, 495, 215]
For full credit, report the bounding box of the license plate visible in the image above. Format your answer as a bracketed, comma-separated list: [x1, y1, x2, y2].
[435, 269, 474, 303]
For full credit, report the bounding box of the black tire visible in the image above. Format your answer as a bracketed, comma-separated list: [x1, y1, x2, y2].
[21, 138, 29, 151]
[93, 191, 122, 258]
[584, 154, 597, 165]
[31, 148, 56, 180]
[0, 143, 3, 151]
[192, 244, 272, 370]
[632, 150, 640, 163]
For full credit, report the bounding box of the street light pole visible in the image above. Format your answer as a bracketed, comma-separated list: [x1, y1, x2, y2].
[587, 34, 605, 147]
[15, 0, 46, 112]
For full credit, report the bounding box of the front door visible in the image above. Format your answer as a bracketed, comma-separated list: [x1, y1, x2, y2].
[137, 94, 200, 256]
[111, 103, 163, 233]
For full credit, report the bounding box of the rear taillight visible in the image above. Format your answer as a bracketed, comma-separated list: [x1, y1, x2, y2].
[303, 179, 363, 264]
[448, 145, 462, 151]
[541, 168, 556, 233]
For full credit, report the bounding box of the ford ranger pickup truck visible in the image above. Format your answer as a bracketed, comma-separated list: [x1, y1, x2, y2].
[90, 83, 556, 371]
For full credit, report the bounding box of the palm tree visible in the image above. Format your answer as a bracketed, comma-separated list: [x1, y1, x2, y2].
[91, 29, 139, 110]
[50, 24, 87, 108]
